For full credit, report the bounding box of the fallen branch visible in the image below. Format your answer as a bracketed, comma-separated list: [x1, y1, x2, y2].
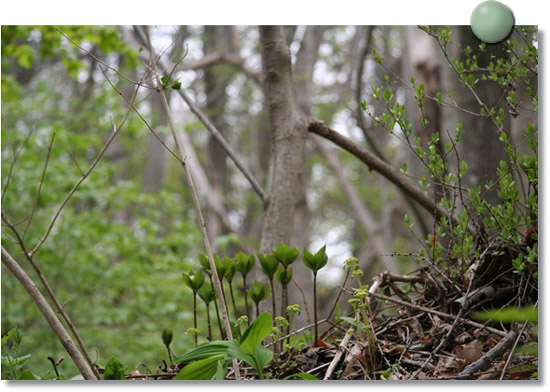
[456, 330, 517, 379]
[1, 247, 97, 380]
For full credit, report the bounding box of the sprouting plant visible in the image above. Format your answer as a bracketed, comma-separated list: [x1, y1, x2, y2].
[1, 326, 36, 380]
[223, 256, 239, 320]
[257, 252, 279, 320]
[248, 281, 270, 318]
[199, 253, 224, 339]
[303, 245, 328, 345]
[162, 328, 174, 364]
[235, 252, 255, 323]
[273, 243, 298, 323]
[285, 304, 302, 346]
[198, 282, 214, 341]
[182, 269, 205, 347]
[174, 313, 274, 380]
[274, 316, 290, 352]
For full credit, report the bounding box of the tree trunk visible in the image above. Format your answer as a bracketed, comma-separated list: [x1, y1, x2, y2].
[258, 26, 307, 253]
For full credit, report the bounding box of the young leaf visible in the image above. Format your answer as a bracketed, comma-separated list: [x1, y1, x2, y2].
[257, 253, 279, 279]
[102, 357, 126, 380]
[171, 80, 182, 90]
[173, 355, 225, 380]
[273, 243, 299, 267]
[182, 270, 204, 292]
[284, 372, 319, 380]
[160, 76, 170, 86]
[302, 245, 328, 272]
[18, 369, 38, 380]
[239, 312, 273, 356]
[248, 281, 270, 304]
[275, 267, 293, 285]
[174, 341, 230, 364]
[212, 359, 227, 380]
[235, 252, 255, 275]
[198, 282, 214, 304]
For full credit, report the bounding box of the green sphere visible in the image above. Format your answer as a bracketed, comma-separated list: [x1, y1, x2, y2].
[470, 0, 515, 43]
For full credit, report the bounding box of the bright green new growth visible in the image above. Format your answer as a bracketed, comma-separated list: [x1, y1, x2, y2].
[174, 312, 274, 380]
[182, 270, 204, 347]
[273, 243, 299, 267]
[198, 282, 214, 340]
[235, 252, 255, 323]
[302, 245, 328, 344]
[257, 252, 279, 320]
[248, 281, 270, 318]
[161, 328, 174, 364]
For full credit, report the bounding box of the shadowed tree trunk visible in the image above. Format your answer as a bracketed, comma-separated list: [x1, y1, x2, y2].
[258, 26, 307, 254]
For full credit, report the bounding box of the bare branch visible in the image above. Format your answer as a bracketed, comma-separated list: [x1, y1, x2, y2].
[29, 81, 142, 257]
[22, 132, 55, 240]
[308, 120, 476, 235]
[140, 26, 241, 380]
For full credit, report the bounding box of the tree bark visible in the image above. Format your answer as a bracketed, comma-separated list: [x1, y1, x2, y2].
[258, 26, 307, 253]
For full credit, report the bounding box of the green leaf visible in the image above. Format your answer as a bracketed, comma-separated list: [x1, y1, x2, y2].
[174, 341, 230, 364]
[226, 340, 273, 379]
[1, 354, 31, 367]
[383, 88, 393, 103]
[257, 253, 279, 279]
[198, 253, 211, 273]
[162, 328, 173, 347]
[18, 369, 38, 380]
[473, 306, 537, 324]
[198, 282, 214, 304]
[302, 245, 328, 272]
[212, 359, 227, 380]
[275, 267, 293, 285]
[182, 270, 204, 292]
[284, 372, 319, 380]
[239, 312, 273, 356]
[160, 76, 169, 86]
[174, 355, 225, 380]
[171, 80, 182, 90]
[248, 281, 270, 305]
[102, 357, 126, 380]
[235, 252, 255, 276]
[273, 243, 299, 267]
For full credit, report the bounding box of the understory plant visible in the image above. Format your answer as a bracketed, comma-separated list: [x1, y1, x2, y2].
[302, 245, 328, 345]
[181, 270, 205, 347]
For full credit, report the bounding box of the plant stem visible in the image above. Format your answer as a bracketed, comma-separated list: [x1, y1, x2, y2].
[242, 275, 250, 324]
[193, 292, 198, 348]
[313, 272, 318, 344]
[269, 278, 276, 320]
[228, 281, 238, 320]
[205, 303, 212, 341]
[209, 275, 225, 339]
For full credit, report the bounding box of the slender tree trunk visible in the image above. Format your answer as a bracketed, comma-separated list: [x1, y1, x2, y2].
[258, 26, 307, 253]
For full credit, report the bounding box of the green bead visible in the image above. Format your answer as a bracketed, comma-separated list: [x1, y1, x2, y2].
[470, 0, 515, 44]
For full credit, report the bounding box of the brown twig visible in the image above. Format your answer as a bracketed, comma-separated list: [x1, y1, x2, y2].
[455, 330, 517, 379]
[22, 132, 55, 240]
[141, 26, 240, 380]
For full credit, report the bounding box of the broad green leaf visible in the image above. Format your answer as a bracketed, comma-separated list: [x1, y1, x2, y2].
[174, 355, 224, 380]
[284, 372, 318, 380]
[257, 253, 279, 279]
[18, 369, 38, 380]
[102, 357, 126, 380]
[235, 252, 255, 275]
[160, 76, 169, 86]
[239, 312, 273, 355]
[275, 267, 293, 285]
[248, 281, 270, 304]
[273, 243, 299, 267]
[254, 344, 274, 372]
[174, 341, 230, 364]
[171, 81, 182, 90]
[212, 359, 227, 380]
[226, 340, 273, 379]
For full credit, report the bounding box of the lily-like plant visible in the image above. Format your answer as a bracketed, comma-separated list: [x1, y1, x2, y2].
[199, 253, 224, 339]
[248, 281, 270, 318]
[161, 328, 174, 364]
[302, 245, 328, 345]
[235, 252, 255, 323]
[198, 282, 214, 341]
[223, 257, 239, 320]
[275, 267, 293, 349]
[182, 270, 205, 347]
[257, 253, 279, 320]
[174, 312, 274, 380]
[272, 243, 298, 320]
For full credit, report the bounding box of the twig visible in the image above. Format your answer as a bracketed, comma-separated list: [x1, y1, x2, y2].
[456, 330, 517, 379]
[2, 129, 36, 204]
[1, 247, 97, 380]
[368, 291, 507, 337]
[500, 322, 529, 380]
[308, 120, 476, 235]
[22, 132, 55, 240]
[141, 26, 240, 380]
[291, 278, 312, 325]
[323, 329, 353, 380]
[29, 82, 142, 257]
